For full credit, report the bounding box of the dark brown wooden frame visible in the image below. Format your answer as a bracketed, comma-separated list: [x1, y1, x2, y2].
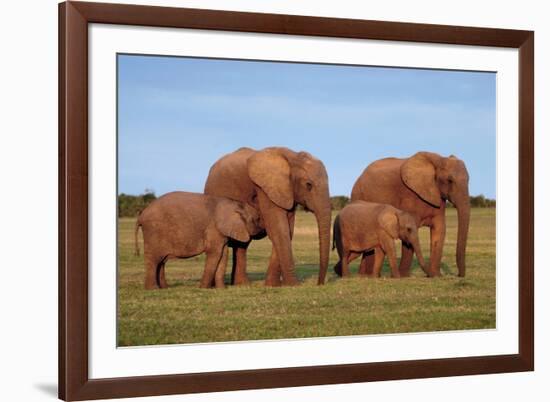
[59, 1, 534, 400]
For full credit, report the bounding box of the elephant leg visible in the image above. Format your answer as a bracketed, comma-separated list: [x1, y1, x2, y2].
[144, 252, 161, 290]
[258, 191, 298, 286]
[214, 245, 229, 289]
[333, 260, 342, 277]
[429, 214, 446, 277]
[346, 251, 362, 276]
[398, 242, 414, 277]
[265, 248, 282, 287]
[335, 252, 359, 276]
[371, 247, 385, 278]
[231, 246, 250, 286]
[200, 247, 224, 288]
[358, 249, 375, 276]
[380, 237, 400, 278]
[265, 211, 295, 286]
[158, 262, 168, 289]
[340, 249, 352, 277]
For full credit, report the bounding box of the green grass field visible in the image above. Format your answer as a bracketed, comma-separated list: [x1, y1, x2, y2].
[117, 208, 495, 346]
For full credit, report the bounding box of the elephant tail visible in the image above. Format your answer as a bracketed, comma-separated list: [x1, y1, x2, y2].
[332, 215, 340, 251]
[134, 213, 142, 257]
[332, 215, 344, 277]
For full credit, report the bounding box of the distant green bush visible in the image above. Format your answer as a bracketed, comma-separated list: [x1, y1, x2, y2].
[469, 195, 496, 208]
[330, 194, 496, 210]
[330, 196, 350, 210]
[118, 190, 157, 217]
[447, 194, 496, 208]
[295, 196, 350, 211]
[329, 194, 495, 210]
[118, 191, 494, 217]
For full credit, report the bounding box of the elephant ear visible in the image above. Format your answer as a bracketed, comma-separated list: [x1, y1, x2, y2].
[400, 153, 441, 207]
[378, 210, 400, 239]
[247, 149, 294, 210]
[215, 202, 250, 243]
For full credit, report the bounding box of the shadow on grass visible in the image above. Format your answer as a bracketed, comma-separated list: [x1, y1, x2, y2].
[233, 261, 433, 285]
[161, 259, 455, 289]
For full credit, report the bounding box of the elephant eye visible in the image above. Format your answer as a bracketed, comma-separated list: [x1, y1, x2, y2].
[306, 181, 313, 191]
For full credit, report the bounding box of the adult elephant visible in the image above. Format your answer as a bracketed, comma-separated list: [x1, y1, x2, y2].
[351, 151, 470, 277]
[204, 147, 332, 286]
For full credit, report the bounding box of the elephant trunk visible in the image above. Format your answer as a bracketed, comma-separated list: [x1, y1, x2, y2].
[410, 235, 429, 276]
[316, 204, 332, 285]
[455, 195, 470, 277]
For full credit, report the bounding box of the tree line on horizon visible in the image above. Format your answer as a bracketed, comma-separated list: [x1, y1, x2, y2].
[118, 191, 496, 217]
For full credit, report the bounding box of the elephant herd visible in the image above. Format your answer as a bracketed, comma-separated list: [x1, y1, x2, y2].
[134, 147, 470, 289]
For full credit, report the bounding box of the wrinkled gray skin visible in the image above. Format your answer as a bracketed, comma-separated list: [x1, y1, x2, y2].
[204, 147, 332, 286]
[333, 201, 428, 278]
[351, 152, 470, 277]
[135, 192, 262, 289]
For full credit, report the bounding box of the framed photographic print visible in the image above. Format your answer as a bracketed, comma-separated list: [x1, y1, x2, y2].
[59, 1, 534, 400]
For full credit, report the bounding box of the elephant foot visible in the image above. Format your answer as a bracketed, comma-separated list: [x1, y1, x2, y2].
[233, 276, 251, 286]
[265, 278, 282, 287]
[265, 274, 282, 287]
[333, 262, 343, 277]
[427, 270, 441, 278]
[398, 267, 411, 277]
[281, 277, 300, 286]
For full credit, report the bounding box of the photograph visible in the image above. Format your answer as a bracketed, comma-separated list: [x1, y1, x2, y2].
[116, 53, 496, 347]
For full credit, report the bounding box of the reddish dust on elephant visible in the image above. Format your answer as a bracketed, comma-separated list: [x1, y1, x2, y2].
[204, 147, 332, 287]
[333, 201, 429, 278]
[135, 192, 261, 289]
[351, 152, 470, 278]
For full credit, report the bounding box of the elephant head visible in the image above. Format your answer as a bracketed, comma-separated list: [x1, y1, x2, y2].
[401, 152, 470, 276]
[240, 202, 263, 238]
[215, 199, 263, 243]
[378, 208, 428, 275]
[247, 148, 332, 285]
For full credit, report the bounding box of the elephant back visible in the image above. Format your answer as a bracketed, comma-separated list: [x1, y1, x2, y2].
[351, 157, 405, 206]
[204, 147, 257, 204]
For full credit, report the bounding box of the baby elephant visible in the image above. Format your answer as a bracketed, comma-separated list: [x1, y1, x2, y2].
[135, 191, 262, 289]
[333, 201, 429, 278]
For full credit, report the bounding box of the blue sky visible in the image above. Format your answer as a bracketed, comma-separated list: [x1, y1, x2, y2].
[118, 54, 496, 198]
